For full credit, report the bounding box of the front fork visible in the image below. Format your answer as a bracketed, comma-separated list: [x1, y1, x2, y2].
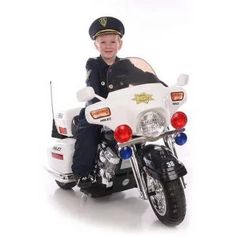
[129, 146, 148, 200]
[164, 135, 187, 188]
[123, 132, 187, 200]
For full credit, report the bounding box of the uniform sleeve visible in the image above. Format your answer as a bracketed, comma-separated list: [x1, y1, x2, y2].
[85, 58, 101, 105]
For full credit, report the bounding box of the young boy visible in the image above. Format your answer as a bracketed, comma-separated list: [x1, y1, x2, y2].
[71, 17, 124, 180]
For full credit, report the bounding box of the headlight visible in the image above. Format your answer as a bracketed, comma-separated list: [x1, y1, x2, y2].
[137, 111, 166, 137]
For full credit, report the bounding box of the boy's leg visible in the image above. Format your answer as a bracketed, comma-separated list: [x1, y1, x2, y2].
[72, 111, 101, 177]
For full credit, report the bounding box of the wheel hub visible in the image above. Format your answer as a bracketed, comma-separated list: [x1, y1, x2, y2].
[148, 176, 167, 216]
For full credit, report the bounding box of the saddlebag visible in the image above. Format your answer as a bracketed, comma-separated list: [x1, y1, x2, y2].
[48, 138, 76, 174]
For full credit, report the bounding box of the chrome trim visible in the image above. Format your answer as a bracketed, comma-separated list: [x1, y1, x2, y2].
[45, 166, 76, 183]
[146, 173, 167, 216]
[129, 149, 148, 200]
[164, 133, 187, 189]
[118, 128, 185, 148]
[164, 132, 178, 157]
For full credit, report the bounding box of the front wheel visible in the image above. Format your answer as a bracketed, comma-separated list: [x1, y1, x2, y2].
[55, 180, 76, 190]
[146, 174, 186, 226]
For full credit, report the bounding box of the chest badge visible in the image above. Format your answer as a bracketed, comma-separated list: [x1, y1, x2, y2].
[132, 92, 154, 104]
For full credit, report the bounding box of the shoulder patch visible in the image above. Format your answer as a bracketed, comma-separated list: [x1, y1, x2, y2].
[85, 69, 92, 82]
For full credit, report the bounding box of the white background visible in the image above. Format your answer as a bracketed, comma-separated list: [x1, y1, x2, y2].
[1, 0, 236, 235]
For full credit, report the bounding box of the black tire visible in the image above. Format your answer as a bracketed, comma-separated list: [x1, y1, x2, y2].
[55, 180, 76, 190]
[146, 175, 186, 226]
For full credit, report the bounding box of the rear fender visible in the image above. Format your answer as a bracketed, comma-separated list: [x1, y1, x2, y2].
[142, 144, 187, 182]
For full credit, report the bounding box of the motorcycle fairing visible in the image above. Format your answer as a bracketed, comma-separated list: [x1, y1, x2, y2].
[85, 83, 186, 135]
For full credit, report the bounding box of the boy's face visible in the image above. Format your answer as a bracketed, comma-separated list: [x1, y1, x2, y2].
[94, 34, 122, 62]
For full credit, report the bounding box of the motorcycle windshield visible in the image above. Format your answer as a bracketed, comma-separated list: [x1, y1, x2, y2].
[107, 57, 162, 92]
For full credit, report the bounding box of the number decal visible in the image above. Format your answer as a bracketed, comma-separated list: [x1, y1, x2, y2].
[166, 161, 175, 168]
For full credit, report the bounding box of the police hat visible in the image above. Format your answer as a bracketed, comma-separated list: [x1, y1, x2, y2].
[89, 16, 125, 40]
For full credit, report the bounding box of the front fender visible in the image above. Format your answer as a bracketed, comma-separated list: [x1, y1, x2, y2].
[142, 144, 187, 182]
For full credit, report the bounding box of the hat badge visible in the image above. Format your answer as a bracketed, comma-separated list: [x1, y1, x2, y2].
[99, 17, 107, 27]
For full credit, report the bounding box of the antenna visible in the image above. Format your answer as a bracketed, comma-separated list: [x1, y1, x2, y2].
[50, 81, 55, 119]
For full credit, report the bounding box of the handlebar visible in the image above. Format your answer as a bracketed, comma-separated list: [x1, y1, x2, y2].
[118, 128, 185, 148]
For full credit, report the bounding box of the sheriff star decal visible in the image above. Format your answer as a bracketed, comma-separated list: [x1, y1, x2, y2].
[132, 92, 154, 104]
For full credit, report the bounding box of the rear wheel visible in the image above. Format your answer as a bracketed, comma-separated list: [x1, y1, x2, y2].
[146, 174, 186, 226]
[55, 180, 76, 190]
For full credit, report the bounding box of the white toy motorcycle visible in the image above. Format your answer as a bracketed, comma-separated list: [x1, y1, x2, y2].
[47, 57, 189, 226]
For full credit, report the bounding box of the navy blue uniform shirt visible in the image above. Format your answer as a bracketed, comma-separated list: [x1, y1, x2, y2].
[85, 56, 120, 105]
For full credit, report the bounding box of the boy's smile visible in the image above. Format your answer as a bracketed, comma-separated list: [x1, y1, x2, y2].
[95, 34, 122, 65]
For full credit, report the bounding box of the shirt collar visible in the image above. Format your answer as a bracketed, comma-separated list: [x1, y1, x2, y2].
[98, 56, 120, 68]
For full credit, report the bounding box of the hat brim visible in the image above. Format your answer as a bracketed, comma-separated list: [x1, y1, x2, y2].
[93, 29, 122, 39]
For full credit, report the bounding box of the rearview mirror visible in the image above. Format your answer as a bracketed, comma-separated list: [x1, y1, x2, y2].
[76, 87, 95, 102]
[76, 86, 105, 102]
[176, 74, 189, 86]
